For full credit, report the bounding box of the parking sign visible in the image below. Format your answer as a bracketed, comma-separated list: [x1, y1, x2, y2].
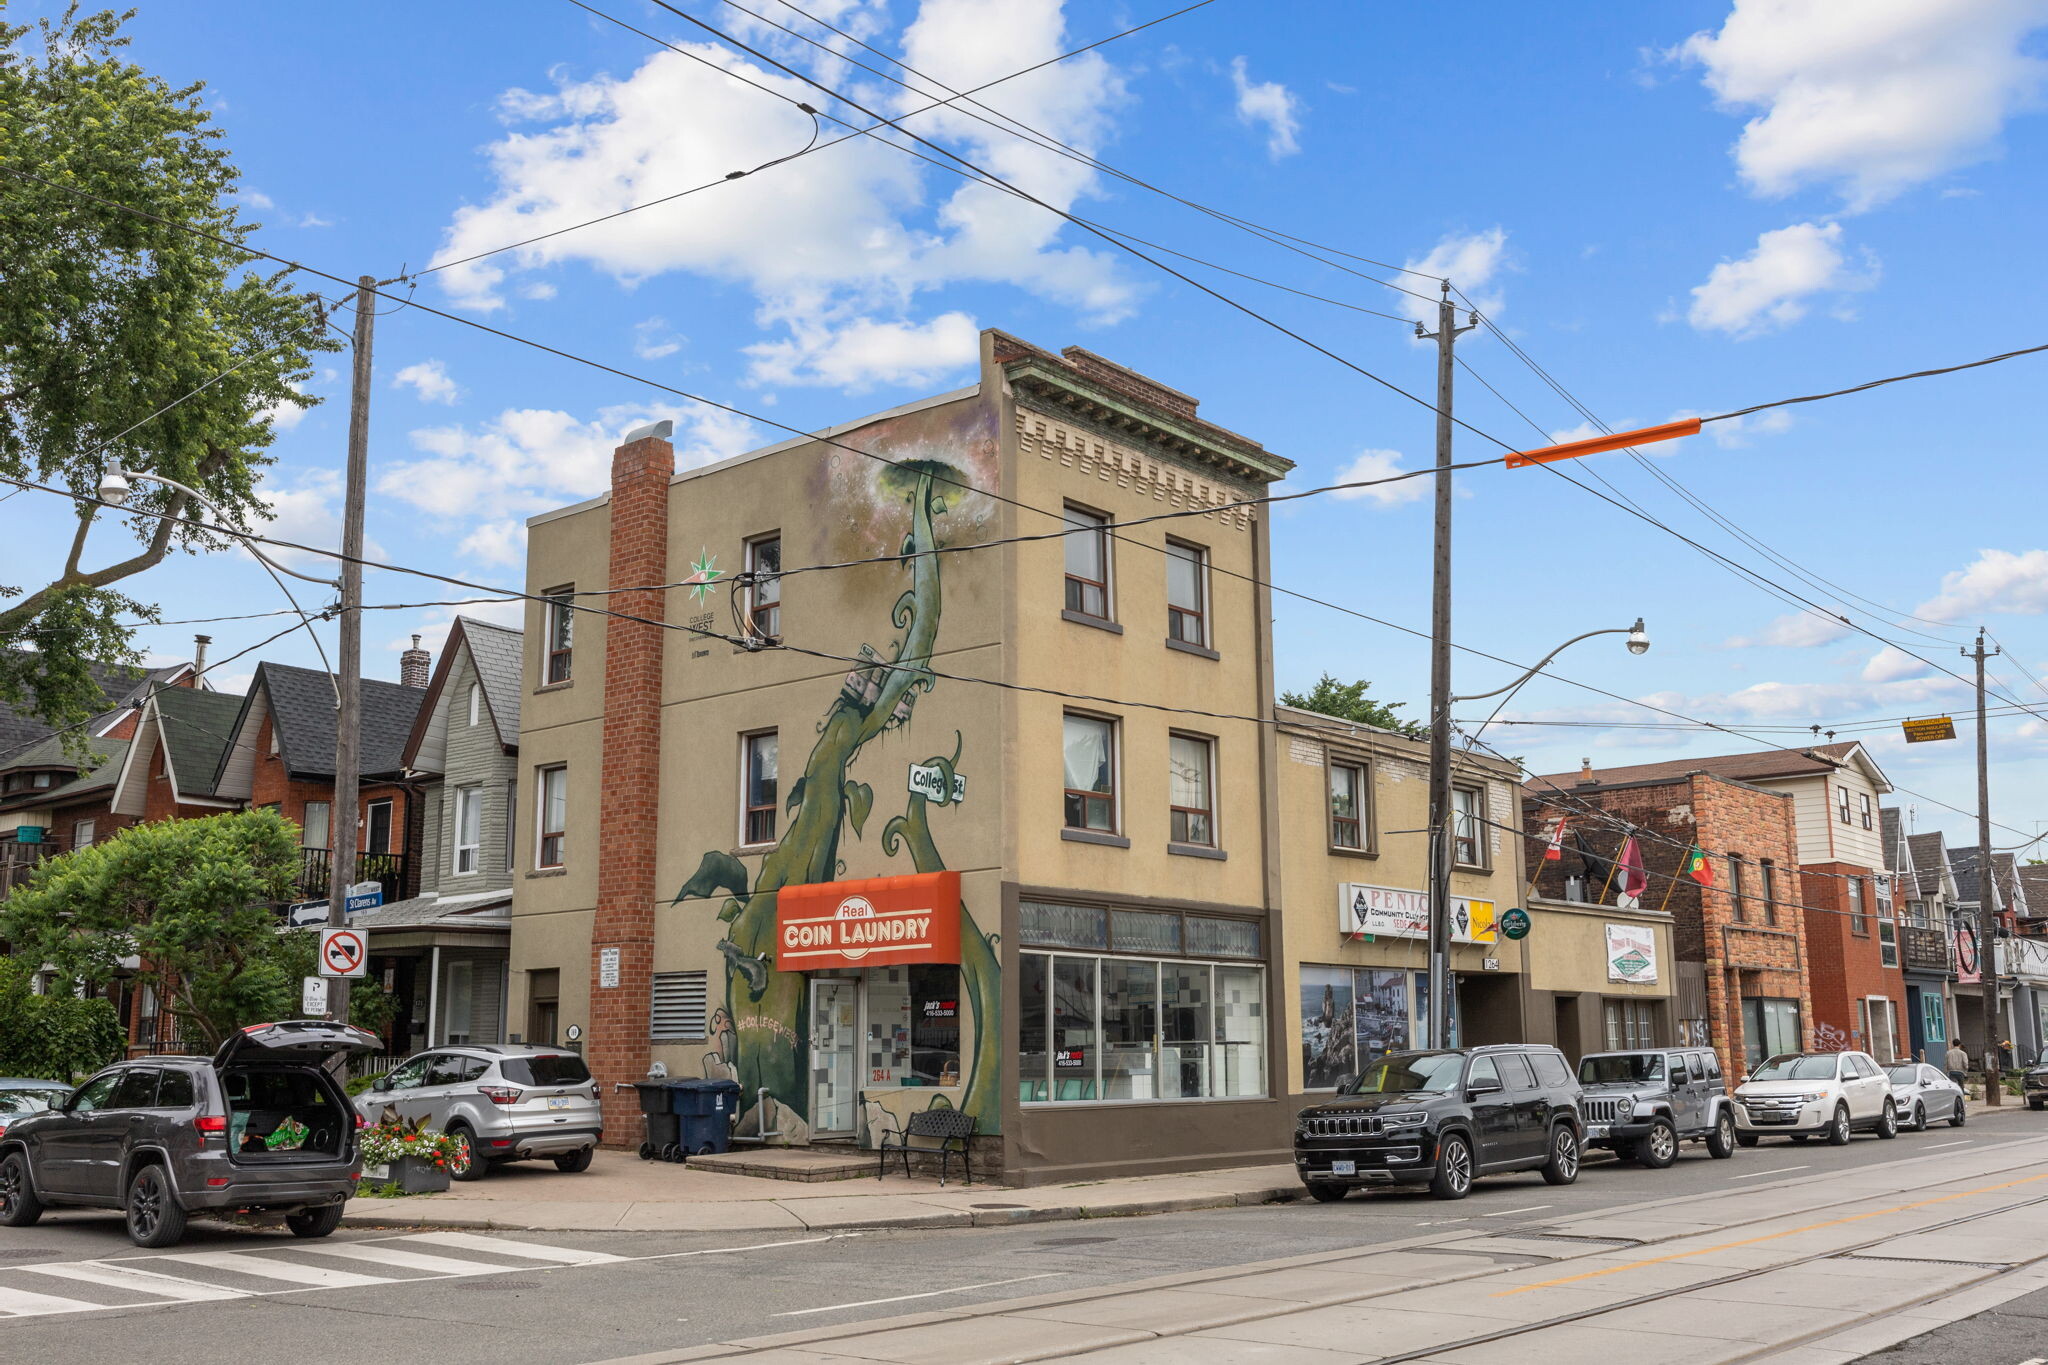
[319, 926, 368, 978]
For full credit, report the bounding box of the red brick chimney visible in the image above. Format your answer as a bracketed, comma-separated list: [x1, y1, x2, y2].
[589, 419, 673, 1146]
[400, 634, 431, 689]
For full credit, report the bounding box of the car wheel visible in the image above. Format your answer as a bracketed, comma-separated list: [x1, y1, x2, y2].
[286, 1203, 345, 1239]
[1635, 1118, 1678, 1170]
[2029, 1099, 2044, 1112]
[1826, 1104, 1852, 1146]
[1305, 1182, 1347, 1203]
[1541, 1125, 1582, 1186]
[1736, 1132, 1760, 1149]
[1706, 1112, 1737, 1160]
[0, 1151, 44, 1227]
[1876, 1099, 1898, 1140]
[1911, 1103, 1927, 1132]
[1951, 1100, 1968, 1127]
[554, 1148, 594, 1174]
[1430, 1133, 1474, 1200]
[126, 1164, 186, 1248]
[446, 1125, 487, 1182]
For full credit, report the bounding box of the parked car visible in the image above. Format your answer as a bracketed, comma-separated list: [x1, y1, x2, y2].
[353, 1045, 601, 1180]
[0, 1020, 378, 1247]
[1293, 1044, 1583, 1202]
[1577, 1047, 1738, 1167]
[2022, 1061, 2048, 1111]
[1883, 1060, 1966, 1130]
[1734, 1050, 1898, 1146]
[0, 1078, 74, 1111]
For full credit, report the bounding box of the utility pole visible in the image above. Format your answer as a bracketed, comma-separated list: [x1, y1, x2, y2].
[327, 275, 376, 1024]
[1967, 630, 2001, 1104]
[1421, 282, 1475, 1050]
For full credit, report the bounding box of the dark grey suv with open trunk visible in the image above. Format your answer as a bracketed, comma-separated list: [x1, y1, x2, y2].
[0, 1021, 377, 1246]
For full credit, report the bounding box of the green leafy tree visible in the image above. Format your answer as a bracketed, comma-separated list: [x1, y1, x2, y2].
[0, 809, 376, 1047]
[1280, 674, 1426, 737]
[0, 957, 123, 1080]
[0, 6, 339, 741]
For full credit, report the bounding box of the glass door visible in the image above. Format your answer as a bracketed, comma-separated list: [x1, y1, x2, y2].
[809, 978, 860, 1138]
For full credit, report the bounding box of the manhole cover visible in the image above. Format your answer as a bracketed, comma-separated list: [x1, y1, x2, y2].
[972, 1203, 1028, 1210]
[1036, 1236, 1116, 1247]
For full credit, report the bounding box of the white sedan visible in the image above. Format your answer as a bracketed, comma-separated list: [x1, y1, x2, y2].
[1884, 1061, 1966, 1130]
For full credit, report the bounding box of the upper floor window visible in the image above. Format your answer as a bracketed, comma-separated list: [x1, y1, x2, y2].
[468, 683, 482, 727]
[1329, 759, 1366, 851]
[1759, 858, 1778, 927]
[544, 587, 575, 684]
[1165, 540, 1207, 647]
[742, 731, 779, 846]
[73, 819, 96, 850]
[1168, 733, 1215, 847]
[1063, 505, 1111, 621]
[1450, 785, 1484, 867]
[745, 535, 782, 641]
[364, 798, 393, 855]
[1062, 713, 1117, 834]
[537, 766, 567, 868]
[1848, 876, 1867, 934]
[453, 786, 482, 875]
[1729, 855, 1748, 922]
[1878, 889, 1898, 967]
[301, 800, 331, 851]
[1859, 792, 1873, 829]
[1838, 784, 1852, 824]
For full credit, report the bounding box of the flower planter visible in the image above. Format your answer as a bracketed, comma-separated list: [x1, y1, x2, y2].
[362, 1155, 450, 1194]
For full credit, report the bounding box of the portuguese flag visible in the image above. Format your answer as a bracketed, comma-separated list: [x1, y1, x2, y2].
[1684, 844, 1714, 886]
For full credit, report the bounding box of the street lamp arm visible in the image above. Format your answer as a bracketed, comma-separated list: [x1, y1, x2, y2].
[1450, 621, 1645, 705]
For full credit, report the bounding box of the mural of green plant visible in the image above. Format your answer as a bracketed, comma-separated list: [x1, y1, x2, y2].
[673, 404, 1001, 1141]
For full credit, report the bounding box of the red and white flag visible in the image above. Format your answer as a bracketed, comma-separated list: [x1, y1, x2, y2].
[1616, 835, 1647, 903]
[1543, 813, 1568, 861]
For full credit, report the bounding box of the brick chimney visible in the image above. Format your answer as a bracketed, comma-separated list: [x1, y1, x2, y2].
[400, 634, 431, 688]
[590, 418, 674, 1147]
[1577, 757, 1597, 786]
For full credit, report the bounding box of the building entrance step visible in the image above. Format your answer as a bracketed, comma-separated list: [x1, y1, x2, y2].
[687, 1146, 875, 1182]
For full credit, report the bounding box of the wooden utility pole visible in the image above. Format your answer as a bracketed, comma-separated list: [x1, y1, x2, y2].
[327, 274, 376, 1024]
[1968, 630, 2002, 1104]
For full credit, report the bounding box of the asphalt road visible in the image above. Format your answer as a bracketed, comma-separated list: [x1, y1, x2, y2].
[0, 1107, 2039, 1364]
[1863, 1283, 2048, 1365]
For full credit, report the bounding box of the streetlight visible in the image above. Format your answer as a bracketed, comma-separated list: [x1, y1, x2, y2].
[1424, 619, 1649, 1048]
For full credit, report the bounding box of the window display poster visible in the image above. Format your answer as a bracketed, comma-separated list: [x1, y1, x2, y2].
[1352, 968, 1410, 1060]
[1605, 923, 1659, 984]
[1301, 967, 1356, 1088]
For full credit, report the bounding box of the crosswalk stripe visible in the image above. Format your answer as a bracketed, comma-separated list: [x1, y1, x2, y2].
[20, 1260, 249, 1303]
[0, 1284, 114, 1317]
[296, 1243, 528, 1277]
[151, 1251, 395, 1288]
[402, 1232, 624, 1266]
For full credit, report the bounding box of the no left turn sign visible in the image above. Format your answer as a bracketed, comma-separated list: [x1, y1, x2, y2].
[319, 926, 368, 978]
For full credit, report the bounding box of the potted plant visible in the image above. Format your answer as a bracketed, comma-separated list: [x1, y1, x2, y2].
[358, 1113, 459, 1194]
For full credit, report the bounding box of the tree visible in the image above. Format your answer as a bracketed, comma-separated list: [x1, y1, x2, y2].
[0, 809, 385, 1047]
[1280, 674, 1426, 737]
[0, 7, 339, 740]
[0, 957, 123, 1080]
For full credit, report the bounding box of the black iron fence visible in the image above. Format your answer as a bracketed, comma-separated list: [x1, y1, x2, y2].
[294, 847, 412, 905]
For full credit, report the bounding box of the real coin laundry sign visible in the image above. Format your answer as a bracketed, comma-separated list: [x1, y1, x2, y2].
[1339, 882, 1496, 944]
[1605, 923, 1659, 984]
[776, 870, 963, 971]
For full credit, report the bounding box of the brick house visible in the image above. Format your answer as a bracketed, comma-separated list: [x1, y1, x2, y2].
[1524, 764, 1813, 1080]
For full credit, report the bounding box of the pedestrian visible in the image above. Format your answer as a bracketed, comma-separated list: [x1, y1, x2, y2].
[1946, 1040, 1969, 1086]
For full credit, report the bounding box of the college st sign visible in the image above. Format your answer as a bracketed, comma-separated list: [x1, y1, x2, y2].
[775, 870, 962, 971]
[1339, 882, 1496, 944]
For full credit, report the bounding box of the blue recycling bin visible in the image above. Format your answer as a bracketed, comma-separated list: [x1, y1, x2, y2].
[668, 1078, 742, 1155]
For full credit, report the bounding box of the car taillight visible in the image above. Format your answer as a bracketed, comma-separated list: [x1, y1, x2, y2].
[355, 1113, 366, 1129]
[196, 1115, 227, 1134]
[480, 1086, 521, 1105]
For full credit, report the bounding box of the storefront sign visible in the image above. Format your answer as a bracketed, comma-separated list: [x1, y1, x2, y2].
[1498, 908, 1531, 941]
[598, 947, 620, 989]
[1055, 1047, 1087, 1070]
[1338, 882, 1496, 944]
[908, 762, 967, 805]
[777, 870, 963, 970]
[1605, 923, 1659, 984]
[1954, 924, 1981, 985]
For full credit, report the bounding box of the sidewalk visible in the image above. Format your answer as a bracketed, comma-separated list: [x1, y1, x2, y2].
[337, 1149, 1303, 1233]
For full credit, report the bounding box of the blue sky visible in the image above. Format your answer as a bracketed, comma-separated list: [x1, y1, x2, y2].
[17, 0, 2048, 853]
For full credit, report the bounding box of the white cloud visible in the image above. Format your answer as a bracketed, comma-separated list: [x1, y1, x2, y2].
[392, 359, 462, 405]
[458, 519, 528, 568]
[1915, 548, 2048, 620]
[1863, 645, 1933, 683]
[388, 596, 528, 660]
[297, 212, 333, 229]
[1704, 407, 1794, 447]
[236, 189, 276, 211]
[1401, 228, 1509, 326]
[743, 310, 979, 390]
[518, 281, 557, 301]
[1726, 610, 1851, 648]
[1229, 56, 1302, 158]
[1677, 0, 2048, 211]
[633, 318, 683, 360]
[260, 386, 312, 432]
[1328, 449, 1428, 507]
[254, 469, 387, 573]
[1686, 220, 1876, 336]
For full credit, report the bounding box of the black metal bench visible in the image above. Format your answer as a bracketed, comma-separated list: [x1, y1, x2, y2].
[876, 1107, 975, 1185]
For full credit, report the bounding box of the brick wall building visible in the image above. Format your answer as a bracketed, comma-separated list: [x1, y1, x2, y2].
[1800, 860, 1909, 1059]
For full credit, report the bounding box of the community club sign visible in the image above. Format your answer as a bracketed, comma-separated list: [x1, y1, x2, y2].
[776, 870, 962, 971]
[1339, 882, 1496, 944]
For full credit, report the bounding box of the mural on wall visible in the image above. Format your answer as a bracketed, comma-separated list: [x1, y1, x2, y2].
[672, 398, 1002, 1145]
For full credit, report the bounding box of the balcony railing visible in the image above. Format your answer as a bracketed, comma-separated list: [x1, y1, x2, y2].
[295, 847, 412, 906]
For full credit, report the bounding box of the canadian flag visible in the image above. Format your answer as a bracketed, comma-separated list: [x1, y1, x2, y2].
[1543, 813, 1568, 861]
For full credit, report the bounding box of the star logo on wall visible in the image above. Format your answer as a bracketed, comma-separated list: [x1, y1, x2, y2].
[682, 549, 723, 603]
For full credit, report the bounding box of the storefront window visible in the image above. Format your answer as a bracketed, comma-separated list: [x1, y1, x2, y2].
[863, 964, 962, 1087]
[1300, 966, 1355, 1089]
[1020, 951, 1265, 1105]
[1302, 965, 1445, 1089]
[1102, 959, 1158, 1099]
[1743, 997, 1802, 1070]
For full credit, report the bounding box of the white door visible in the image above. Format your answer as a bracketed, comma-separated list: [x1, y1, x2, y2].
[809, 979, 861, 1138]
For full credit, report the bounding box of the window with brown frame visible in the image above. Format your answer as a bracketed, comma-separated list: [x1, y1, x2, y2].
[742, 731, 778, 845]
[1759, 858, 1778, 926]
[1062, 505, 1111, 620]
[1729, 855, 1748, 922]
[1328, 759, 1366, 850]
[544, 587, 575, 684]
[1062, 713, 1117, 833]
[745, 535, 781, 641]
[1859, 792, 1872, 829]
[1838, 784, 1852, 824]
[1168, 732, 1215, 847]
[1165, 539, 1207, 646]
[536, 766, 567, 869]
[1849, 875, 1868, 934]
[1450, 785, 1485, 867]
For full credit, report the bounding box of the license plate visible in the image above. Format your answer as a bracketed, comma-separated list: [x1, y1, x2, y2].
[1331, 1160, 1356, 1176]
[547, 1096, 572, 1111]
[1586, 1123, 1609, 1138]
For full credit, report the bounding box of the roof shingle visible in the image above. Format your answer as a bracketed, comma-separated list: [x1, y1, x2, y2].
[1532, 741, 1863, 792]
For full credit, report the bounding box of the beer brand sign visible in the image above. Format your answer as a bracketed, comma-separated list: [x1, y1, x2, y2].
[776, 870, 962, 971]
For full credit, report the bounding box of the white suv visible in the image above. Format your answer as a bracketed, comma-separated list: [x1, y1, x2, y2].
[1734, 1050, 1899, 1146]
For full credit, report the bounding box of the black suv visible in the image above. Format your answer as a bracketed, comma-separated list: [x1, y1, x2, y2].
[1577, 1048, 1737, 1167]
[0, 1021, 377, 1246]
[1293, 1044, 1584, 1201]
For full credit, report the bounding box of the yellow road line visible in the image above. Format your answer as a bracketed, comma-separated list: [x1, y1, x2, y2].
[1493, 1170, 2048, 1296]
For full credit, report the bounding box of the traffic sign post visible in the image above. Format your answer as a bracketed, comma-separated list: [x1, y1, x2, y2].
[319, 926, 368, 978]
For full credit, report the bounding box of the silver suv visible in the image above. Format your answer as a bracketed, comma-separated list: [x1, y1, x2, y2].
[1576, 1047, 1737, 1167]
[354, 1046, 602, 1180]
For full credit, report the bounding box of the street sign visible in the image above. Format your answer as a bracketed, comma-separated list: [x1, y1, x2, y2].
[598, 947, 620, 989]
[1498, 908, 1532, 941]
[318, 926, 368, 978]
[1902, 716, 1956, 743]
[302, 976, 329, 1015]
